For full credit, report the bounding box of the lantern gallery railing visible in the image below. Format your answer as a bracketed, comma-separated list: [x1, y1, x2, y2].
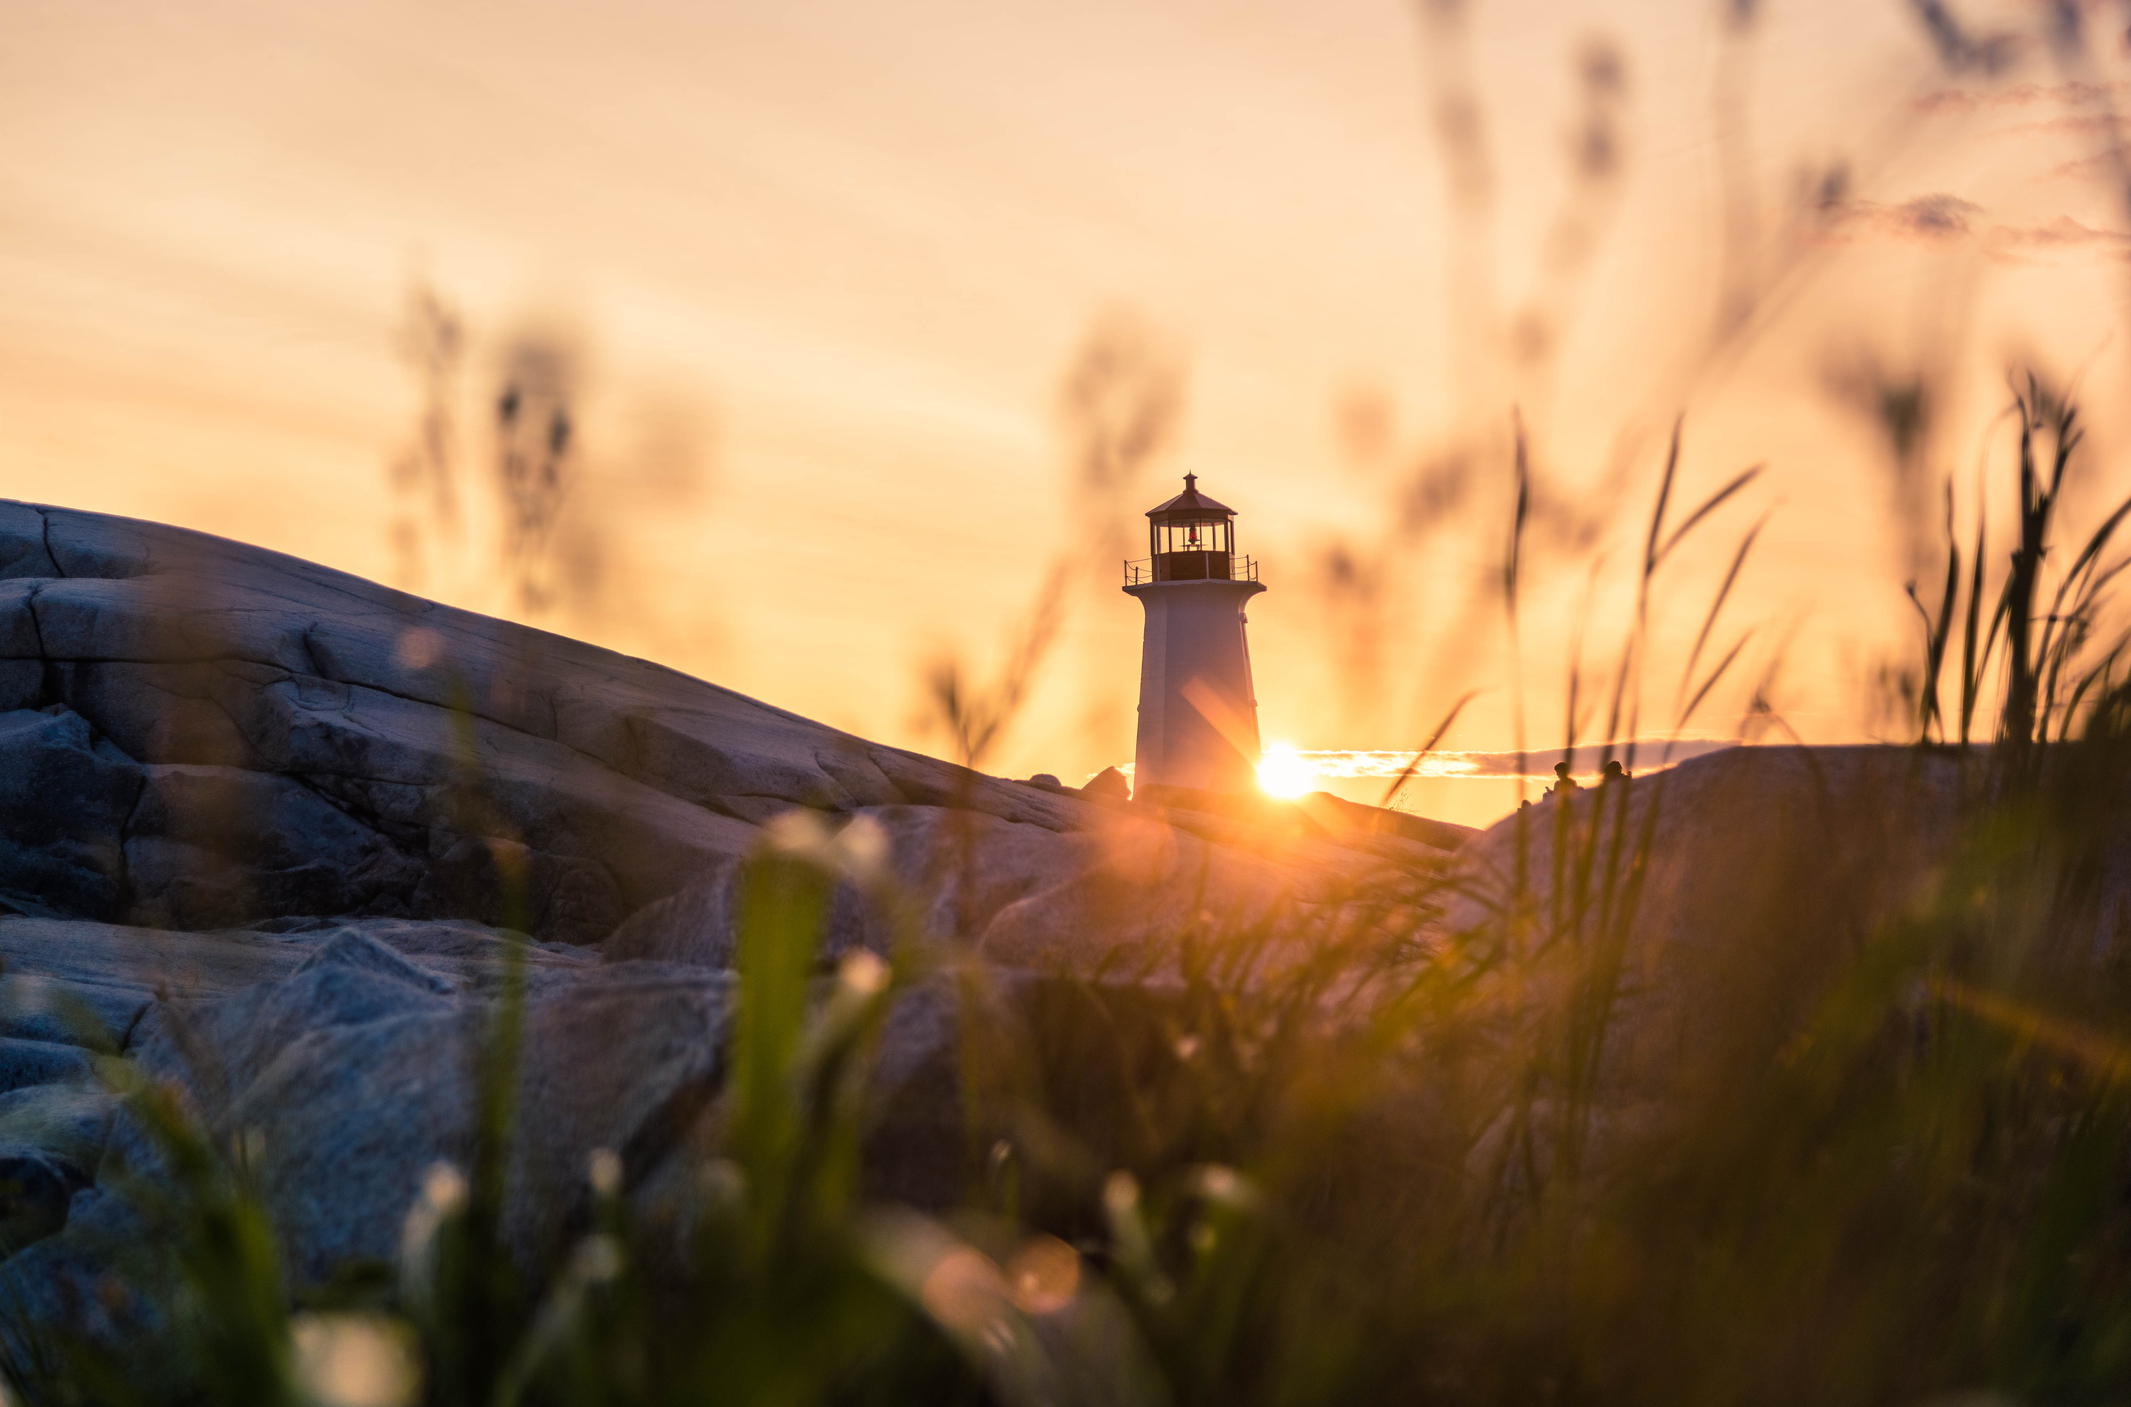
[1124, 554, 1259, 586]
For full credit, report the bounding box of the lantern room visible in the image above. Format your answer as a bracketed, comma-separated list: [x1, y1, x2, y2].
[1130, 473, 1256, 584]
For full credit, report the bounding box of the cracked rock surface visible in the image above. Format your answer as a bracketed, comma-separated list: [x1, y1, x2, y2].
[0, 499, 1112, 942]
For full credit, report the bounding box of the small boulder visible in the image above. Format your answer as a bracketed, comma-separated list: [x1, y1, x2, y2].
[291, 927, 458, 996]
[1083, 767, 1130, 802]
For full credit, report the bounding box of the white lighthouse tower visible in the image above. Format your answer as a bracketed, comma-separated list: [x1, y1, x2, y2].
[1124, 474, 1266, 800]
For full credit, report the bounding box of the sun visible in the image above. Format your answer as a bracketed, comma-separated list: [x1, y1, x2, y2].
[1257, 742, 1313, 799]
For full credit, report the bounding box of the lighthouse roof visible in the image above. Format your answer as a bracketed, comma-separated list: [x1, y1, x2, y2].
[1145, 473, 1236, 519]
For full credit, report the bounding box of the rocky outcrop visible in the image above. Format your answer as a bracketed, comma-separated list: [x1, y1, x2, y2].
[0, 501, 1115, 945]
[1433, 745, 2100, 1104]
[0, 724, 2057, 1346]
[0, 498, 2118, 1383]
[0, 916, 617, 1326]
[0, 501, 1441, 1326]
[1448, 746, 1967, 943]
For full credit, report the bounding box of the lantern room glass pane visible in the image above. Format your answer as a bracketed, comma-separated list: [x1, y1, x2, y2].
[1155, 518, 1230, 555]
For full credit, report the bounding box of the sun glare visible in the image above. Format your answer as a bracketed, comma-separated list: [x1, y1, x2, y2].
[1257, 742, 1313, 799]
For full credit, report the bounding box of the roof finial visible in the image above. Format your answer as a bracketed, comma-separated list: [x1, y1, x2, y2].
[1183, 472, 1197, 491]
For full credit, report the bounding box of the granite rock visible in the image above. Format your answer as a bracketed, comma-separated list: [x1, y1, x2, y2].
[0, 500, 1122, 945]
[0, 500, 1465, 1341]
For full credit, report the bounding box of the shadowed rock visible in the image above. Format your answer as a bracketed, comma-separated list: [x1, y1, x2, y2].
[0, 708, 141, 921]
[1445, 745, 1977, 1098]
[0, 1150, 80, 1249]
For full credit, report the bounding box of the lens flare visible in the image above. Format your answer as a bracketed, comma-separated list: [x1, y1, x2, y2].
[1257, 742, 1313, 798]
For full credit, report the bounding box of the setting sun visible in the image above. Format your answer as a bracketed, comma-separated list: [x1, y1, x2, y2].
[1257, 742, 1314, 799]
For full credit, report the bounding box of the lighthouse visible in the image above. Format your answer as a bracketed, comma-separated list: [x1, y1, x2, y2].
[1124, 474, 1266, 799]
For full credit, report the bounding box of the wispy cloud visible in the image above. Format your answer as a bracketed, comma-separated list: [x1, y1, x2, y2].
[1814, 195, 2131, 266]
[2041, 150, 2131, 184]
[1817, 194, 1982, 243]
[1983, 215, 2131, 263]
[2001, 113, 2131, 137]
[1916, 80, 2131, 113]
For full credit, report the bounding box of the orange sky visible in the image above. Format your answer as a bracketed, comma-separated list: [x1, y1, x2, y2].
[6, 0, 2131, 826]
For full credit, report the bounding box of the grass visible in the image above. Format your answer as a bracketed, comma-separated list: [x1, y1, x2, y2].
[9, 386, 2131, 1405]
